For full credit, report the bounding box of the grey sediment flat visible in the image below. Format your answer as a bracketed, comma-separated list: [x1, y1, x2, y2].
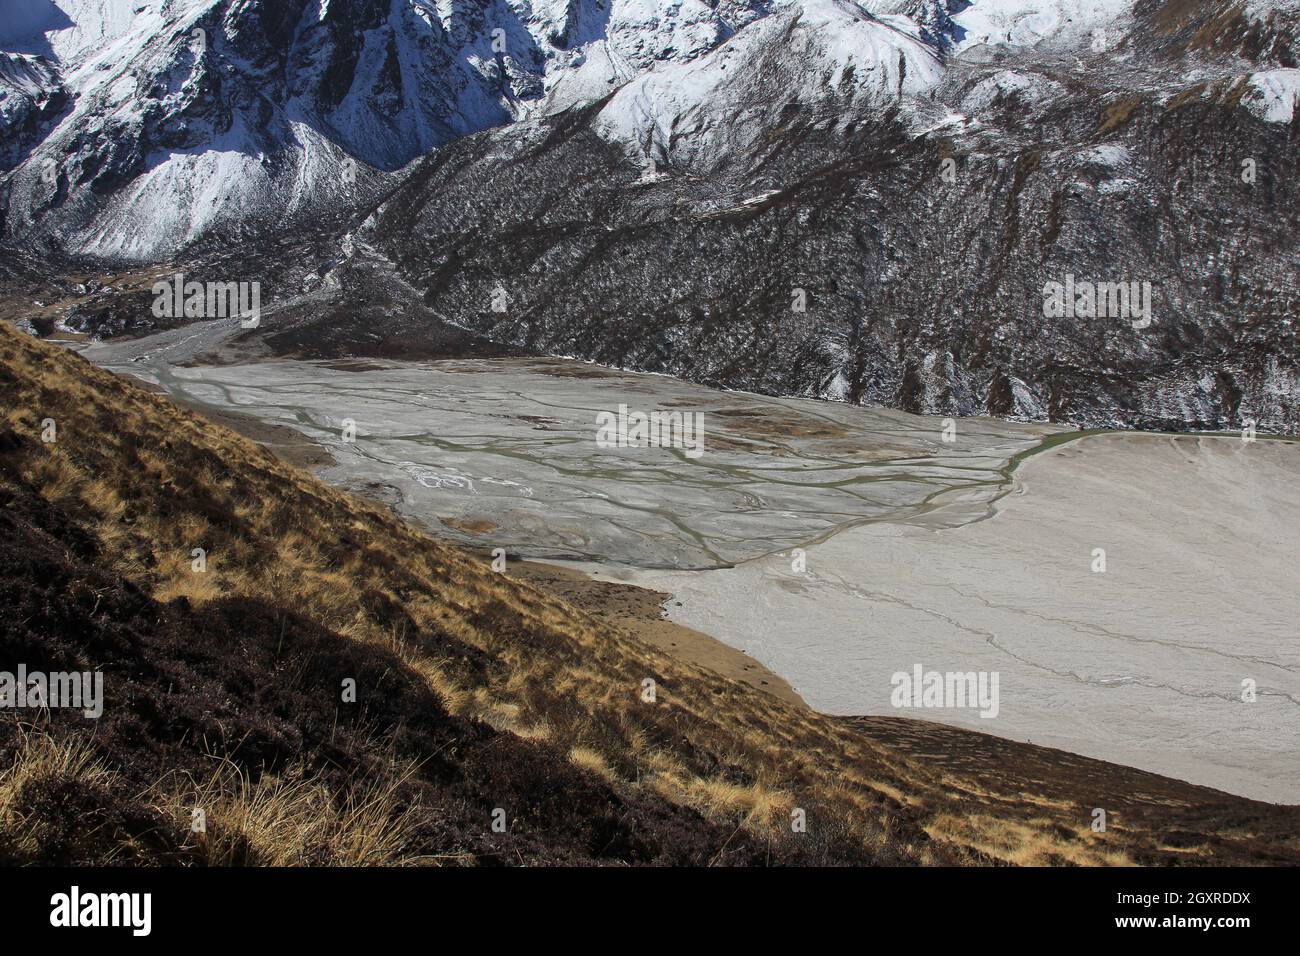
[600, 432, 1300, 804]
[82, 325, 1060, 569]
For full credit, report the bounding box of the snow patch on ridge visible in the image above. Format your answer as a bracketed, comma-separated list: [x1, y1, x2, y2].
[959, 69, 1065, 112]
[949, 0, 1133, 52]
[594, 0, 945, 170]
[1243, 68, 1300, 124]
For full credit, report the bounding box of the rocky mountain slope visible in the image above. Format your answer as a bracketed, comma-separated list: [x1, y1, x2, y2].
[2, 0, 1298, 430]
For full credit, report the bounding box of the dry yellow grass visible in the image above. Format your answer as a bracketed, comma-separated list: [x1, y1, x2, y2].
[0, 730, 426, 866]
[926, 812, 1134, 867]
[169, 758, 424, 866]
[568, 746, 615, 780]
[0, 731, 116, 861]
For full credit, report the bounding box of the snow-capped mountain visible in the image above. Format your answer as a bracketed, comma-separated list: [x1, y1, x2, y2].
[0, 0, 771, 258]
[3, 0, 1299, 432]
[591, 0, 947, 173]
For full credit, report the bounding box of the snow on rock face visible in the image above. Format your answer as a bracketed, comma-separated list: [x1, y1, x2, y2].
[1006, 375, 1048, 420]
[530, 0, 769, 113]
[1243, 68, 1300, 123]
[958, 69, 1065, 112]
[2, 0, 1297, 260]
[1, 0, 775, 259]
[948, 0, 1134, 52]
[0, 53, 65, 168]
[1247, 0, 1300, 16]
[603, 0, 737, 65]
[0, 1, 175, 64]
[593, 0, 946, 170]
[0, 0, 75, 57]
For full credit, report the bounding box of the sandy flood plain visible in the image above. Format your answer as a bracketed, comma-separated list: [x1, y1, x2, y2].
[580, 432, 1300, 803]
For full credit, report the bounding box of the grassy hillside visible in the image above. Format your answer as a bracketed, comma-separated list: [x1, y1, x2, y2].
[1, 322, 1296, 865]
